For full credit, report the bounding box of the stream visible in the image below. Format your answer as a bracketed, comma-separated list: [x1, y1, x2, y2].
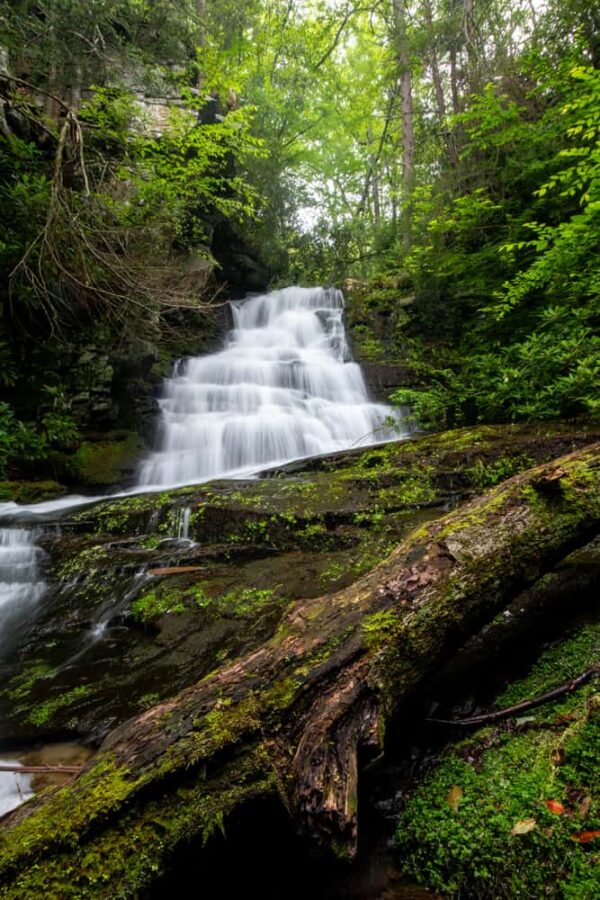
[0, 285, 407, 819]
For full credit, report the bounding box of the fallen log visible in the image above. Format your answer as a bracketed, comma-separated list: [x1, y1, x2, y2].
[0, 443, 599, 898]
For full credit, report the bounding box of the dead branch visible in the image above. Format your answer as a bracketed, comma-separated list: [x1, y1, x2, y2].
[427, 664, 599, 727]
[0, 765, 82, 775]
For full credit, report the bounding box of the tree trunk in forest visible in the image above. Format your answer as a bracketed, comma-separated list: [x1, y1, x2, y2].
[0, 445, 599, 896]
[422, 0, 459, 168]
[43, 5, 61, 122]
[449, 43, 461, 114]
[367, 126, 382, 224]
[463, 0, 479, 90]
[194, 0, 208, 87]
[391, 0, 414, 248]
[197, 0, 207, 45]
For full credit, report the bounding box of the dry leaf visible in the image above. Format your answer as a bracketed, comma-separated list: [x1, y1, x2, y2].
[545, 800, 565, 816]
[555, 713, 576, 724]
[512, 818, 537, 835]
[515, 715, 536, 726]
[571, 830, 600, 844]
[579, 796, 591, 818]
[446, 785, 464, 812]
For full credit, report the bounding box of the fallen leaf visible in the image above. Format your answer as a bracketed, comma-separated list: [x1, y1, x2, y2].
[515, 715, 536, 726]
[512, 818, 537, 836]
[446, 785, 464, 812]
[148, 566, 204, 576]
[571, 830, 600, 844]
[545, 800, 566, 816]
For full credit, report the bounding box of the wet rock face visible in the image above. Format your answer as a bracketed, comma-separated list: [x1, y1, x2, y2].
[1, 424, 598, 750]
[360, 360, 418, 401]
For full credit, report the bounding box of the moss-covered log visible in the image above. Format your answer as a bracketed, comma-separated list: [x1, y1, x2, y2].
[1, 443, 599, 897]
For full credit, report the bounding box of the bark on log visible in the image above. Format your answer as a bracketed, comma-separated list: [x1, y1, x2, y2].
[1, 444, 599, 898]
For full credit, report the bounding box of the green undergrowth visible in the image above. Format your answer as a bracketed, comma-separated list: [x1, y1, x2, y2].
[465, 453, 535, 490]
[395, 622, 600, 898]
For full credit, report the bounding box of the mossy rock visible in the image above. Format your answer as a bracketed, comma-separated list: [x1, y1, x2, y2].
[69, 432, 146, 487]
[395, 622, 600, 899]
[0, 480, 67, 504]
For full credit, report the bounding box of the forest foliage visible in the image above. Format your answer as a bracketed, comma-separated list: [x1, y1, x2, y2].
[0, 0, 598, 474]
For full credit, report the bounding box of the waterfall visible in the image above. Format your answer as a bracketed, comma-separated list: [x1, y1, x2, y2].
[0, 527, 46, 650]
[0, 760, 34, 817]
[140, 286, 405, 487]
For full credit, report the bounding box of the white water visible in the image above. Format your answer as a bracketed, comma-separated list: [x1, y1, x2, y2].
[0, 760, 34, 818]
[0, 285, 407, 816]
[0, 528, 46, 642]
[0, 286, 405, 524]
[140, 286, 405, 486]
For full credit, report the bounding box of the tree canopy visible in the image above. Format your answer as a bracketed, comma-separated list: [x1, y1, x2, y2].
[0, 0, 598, 471]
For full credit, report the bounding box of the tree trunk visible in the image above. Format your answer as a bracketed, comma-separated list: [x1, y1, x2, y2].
[1, 444, 599, 896]
[463, 0, 479, 91]
[391, 0, 414, 248]
[422, 0, 458, 167]
[43, 5, 61, 122]
[367, 126, 382, 225]
[194, 0, 208, 88]
[197, 0, 207, 46]
[449, 44, 460, 114]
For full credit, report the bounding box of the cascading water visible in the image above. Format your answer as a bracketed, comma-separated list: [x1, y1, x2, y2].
[0, 760, 34, 817]
[0, 527, 46, 650]
[140, 286, 405, 487]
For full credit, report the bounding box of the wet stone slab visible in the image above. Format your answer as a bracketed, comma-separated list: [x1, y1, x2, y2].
[1, 424, 598, 749]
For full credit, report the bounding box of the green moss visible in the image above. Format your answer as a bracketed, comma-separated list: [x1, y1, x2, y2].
[138, 692, 161, 709]
[395, 625, 600, 898]
[0, 480, 67, 504]
[0, 751, 275, 899]
[56, 544, 111, 580]
[2, 660, 53, 701]
[70, 432, 145, 486]
[130, 588, 187, 622]
[498, 623, 600, 714]
[216, 586, 280, 617]
[362, 609, 401, 649]
[28, 685, 92, 726]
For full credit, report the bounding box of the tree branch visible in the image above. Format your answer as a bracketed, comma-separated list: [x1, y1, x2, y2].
[428, 664, 599, 727]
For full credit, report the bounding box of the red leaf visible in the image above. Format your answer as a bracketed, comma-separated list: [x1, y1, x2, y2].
[571, 831, 600, 844]
[545, 800, 565, 816]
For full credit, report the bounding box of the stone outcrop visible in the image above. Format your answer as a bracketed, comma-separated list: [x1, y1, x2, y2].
[0, 426, 599, 897]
